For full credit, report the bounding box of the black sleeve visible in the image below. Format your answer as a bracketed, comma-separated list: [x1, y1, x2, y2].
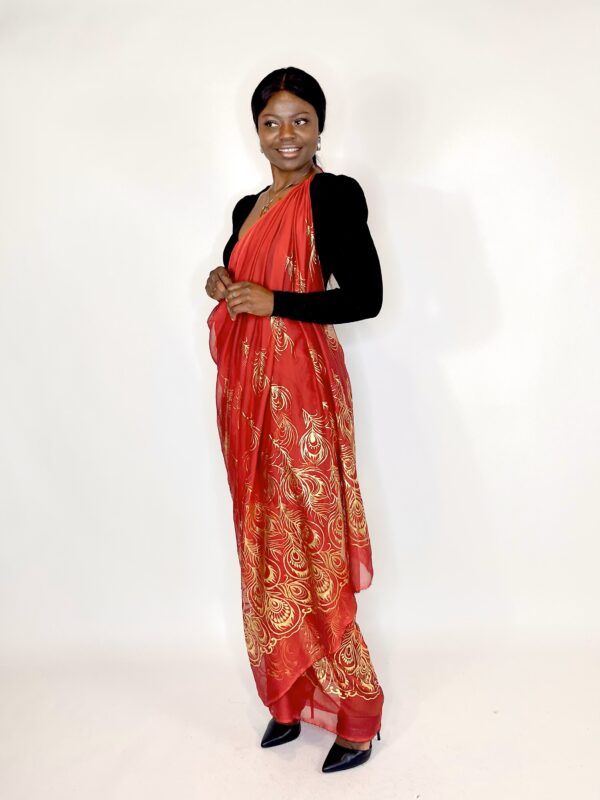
[271, 174, 383, 324]
[222, 194, 257, 267]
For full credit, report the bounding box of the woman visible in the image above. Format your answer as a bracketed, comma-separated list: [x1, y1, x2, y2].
[206, 67, 384, 773]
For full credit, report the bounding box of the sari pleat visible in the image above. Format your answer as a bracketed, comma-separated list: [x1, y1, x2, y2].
[207, 169, 384, 741]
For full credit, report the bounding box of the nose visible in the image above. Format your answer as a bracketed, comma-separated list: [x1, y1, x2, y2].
[279, 121, 296, 140]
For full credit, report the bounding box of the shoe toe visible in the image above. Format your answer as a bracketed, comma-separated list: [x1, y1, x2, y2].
[322, 741, 372, 772]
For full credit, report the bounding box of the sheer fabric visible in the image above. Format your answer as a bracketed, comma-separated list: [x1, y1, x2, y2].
[207, 169, 384, 742]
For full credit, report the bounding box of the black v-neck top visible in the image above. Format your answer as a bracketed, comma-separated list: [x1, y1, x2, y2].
[221, 171, 383, 324]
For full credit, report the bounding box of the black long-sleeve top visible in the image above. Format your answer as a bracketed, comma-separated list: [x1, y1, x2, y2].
[221, 171, 383, 324]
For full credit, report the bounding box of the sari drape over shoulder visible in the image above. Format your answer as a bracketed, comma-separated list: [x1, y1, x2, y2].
[207, 170, 383, 742]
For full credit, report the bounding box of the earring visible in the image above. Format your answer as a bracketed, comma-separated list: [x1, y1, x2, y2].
[260, 146, 264, 153]
[316, 136, 321, 151]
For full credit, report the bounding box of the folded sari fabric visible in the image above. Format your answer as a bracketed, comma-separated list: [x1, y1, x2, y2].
[207, 169, 384, 742]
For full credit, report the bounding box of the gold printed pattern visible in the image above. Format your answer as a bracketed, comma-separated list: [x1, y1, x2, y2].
[285, 255, 296, 280]
[286, 252, 307, 293]
[306, 218, 318, 276]
[299, 408, 330, 465]
[270, 384, 297, 449]
[324, 324, 339, 351]
[270, 316, 295, 359]
[311, 619, 382, 699]
[233, 355, 372, 671]
[252, 349, 269, 394]
[308, 348, 326, 384]
[242, 411, 261, 451]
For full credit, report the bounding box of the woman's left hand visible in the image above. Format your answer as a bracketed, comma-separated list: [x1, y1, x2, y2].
[225, 281, 274, 320]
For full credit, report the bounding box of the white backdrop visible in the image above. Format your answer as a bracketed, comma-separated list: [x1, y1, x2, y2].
[1, 0, 598, 662]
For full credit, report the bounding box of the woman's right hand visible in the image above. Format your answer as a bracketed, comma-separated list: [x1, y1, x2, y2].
[206, 266, 233, 301]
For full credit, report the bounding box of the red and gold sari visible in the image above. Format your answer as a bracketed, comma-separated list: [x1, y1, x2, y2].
[207, 169, 384, 742]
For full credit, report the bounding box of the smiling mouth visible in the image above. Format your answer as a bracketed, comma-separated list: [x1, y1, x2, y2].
[277, 146, 301, 156]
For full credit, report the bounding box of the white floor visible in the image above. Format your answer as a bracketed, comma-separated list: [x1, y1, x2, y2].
[1, 637, 598, 800]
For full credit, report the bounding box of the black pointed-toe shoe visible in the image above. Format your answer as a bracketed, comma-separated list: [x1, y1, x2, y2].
[321, 730, 381, 773]
[260, 717, 302, 748]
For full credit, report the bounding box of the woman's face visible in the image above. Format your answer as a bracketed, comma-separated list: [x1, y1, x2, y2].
[257, 90, 319, 171]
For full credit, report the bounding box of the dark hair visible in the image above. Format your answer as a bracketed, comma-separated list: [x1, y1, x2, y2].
[251, 66, 326, 167]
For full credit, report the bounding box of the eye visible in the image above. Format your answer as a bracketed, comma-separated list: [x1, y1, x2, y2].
[263, 120, 278, 127]
[294, 118, 309, 125]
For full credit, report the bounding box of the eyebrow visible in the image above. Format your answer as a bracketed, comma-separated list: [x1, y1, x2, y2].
[259, 110, 312, 118]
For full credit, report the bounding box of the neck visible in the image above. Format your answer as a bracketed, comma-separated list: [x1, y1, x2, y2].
[270, 161, 317, 193]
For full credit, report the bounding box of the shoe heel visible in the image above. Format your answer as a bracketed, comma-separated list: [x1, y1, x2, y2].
[376, 729, 381, 741]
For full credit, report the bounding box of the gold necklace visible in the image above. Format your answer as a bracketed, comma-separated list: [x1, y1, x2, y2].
[259, 166, 316, 216]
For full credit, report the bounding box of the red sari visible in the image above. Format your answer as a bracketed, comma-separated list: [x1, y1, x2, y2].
[207, 169, 384, 742]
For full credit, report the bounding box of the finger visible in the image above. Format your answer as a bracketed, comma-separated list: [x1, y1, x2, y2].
[215, 277, 230, 294]
[215, 277, 232, 291]
[230, 297, 253, 314]
[227, 281, 251, 292]
[227, 294, 247, 311]
[218, 270, 233, 288]
[206, 283, 224, 300]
